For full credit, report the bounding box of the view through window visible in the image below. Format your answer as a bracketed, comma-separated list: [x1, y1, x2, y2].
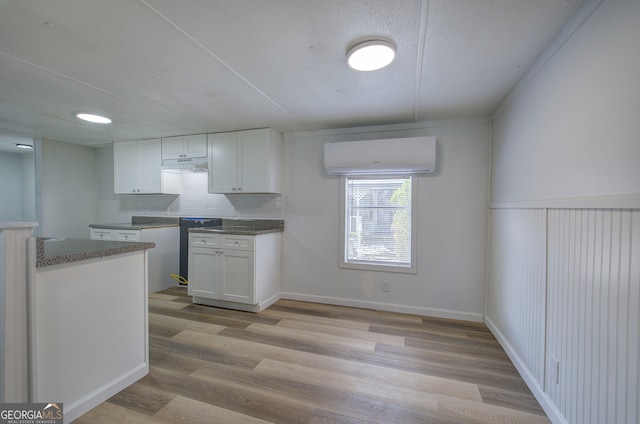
[342, 175, 415, 271]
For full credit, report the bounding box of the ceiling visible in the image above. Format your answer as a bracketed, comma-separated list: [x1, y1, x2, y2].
[0, 0, 584, 152]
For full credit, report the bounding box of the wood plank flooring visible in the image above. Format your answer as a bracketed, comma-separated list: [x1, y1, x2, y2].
[73, 286, 549, 424]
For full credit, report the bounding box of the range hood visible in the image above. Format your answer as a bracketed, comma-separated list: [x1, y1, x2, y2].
[161, 157, 208, 171]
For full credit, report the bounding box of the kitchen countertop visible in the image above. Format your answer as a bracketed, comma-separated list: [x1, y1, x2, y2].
[189, 218, 284, 235]
[89, 216, 179, 230]
[89, 217, 284, 234]
[36, 237, 155, 268]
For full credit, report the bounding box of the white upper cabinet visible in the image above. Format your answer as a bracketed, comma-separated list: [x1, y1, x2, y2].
[113, 139, 180, 194]
[161, 134, 207, 160]
[207, 128, 281, 194]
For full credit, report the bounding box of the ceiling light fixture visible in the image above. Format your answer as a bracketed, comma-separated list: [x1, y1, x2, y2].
[76, 113, 112, 124]
[347, 40, 396, 71]
[16, 143, 33, 149]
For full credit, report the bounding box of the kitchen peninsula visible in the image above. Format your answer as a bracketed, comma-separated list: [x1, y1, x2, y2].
[31, 236, 154, 423]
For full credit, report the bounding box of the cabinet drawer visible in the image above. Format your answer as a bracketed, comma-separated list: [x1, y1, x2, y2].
[189, 233, 220, 247]
[90, 229, 114, 240]
[222, 235, 254, 251]
[114, 230, 141, 242]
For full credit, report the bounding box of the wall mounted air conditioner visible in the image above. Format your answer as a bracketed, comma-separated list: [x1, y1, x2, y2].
[324, 136, 436, 175]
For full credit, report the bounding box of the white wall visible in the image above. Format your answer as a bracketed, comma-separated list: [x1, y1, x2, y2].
[487, 1, 640, 423]
[21, 153, 35, 222]
[282, 120, 490, 320]
[0, 152, 35, 222]
[491, 0, 640, 206]
[40, 139, 98, 238]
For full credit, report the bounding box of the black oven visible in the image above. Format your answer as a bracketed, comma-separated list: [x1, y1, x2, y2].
[178, 217, 222, 281]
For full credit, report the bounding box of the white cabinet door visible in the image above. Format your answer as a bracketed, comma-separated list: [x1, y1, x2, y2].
[113, 142, 140, 194]
[208, 132, 238, 193]
[114, 139, 178, 194]
[238, 129, 270, 193]
[219, 249, 254, 304]
[161, 136, 185, 160]
[137, 139, 162, 193]
[207, 128, 281, 194]
[162, 134, 207, 160]
[183, 134, 207, 158]
[188, 247, 219, 298]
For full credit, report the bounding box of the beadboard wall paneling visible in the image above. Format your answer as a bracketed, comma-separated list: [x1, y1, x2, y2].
[486, 208, 547, 386]
[546, 209, 639, 424]
[488, 207, 640, 424]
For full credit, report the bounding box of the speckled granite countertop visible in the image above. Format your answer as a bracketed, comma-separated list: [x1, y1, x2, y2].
[36, 237, 155, 268]
[89, 216, 179, 230]
[189, 219, 284, 236]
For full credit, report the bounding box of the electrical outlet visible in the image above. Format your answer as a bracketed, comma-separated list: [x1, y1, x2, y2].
[549, 355, 559, 384]
[381, 280, 390, 292]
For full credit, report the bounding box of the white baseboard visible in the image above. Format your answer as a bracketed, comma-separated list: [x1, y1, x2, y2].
[258, 293, 281, 312]
[63, 363, 148, 424]
[280, 292, 484, 322]
[484, 317, 568, 424]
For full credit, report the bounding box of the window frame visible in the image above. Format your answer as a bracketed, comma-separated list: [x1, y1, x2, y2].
[339, 174, 417, 274]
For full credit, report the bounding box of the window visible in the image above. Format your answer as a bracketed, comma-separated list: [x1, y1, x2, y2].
[340, 175, 417, 273]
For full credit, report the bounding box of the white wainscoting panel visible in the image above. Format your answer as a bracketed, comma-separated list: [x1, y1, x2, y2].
[546, 209, 639, 424]
[487, 209, 547, 386]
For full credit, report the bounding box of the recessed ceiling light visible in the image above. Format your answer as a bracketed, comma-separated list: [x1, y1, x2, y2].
[347, 40, 396, 71]
[76, 113, 112, 124]
[16, 143, 33, 149]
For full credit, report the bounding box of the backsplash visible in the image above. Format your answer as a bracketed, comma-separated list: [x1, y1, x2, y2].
[96, 163, 282, 223]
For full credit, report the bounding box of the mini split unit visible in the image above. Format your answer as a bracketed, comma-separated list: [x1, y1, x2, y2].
[323, 136, 436, 175]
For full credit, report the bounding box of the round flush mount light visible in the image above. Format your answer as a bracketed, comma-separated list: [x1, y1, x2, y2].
[347, 40, 396, 71]
[16, 143, 33, 149]
[76, 113, 112, 124]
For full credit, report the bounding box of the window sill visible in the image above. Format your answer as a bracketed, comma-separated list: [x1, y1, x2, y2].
[339, 261, 417, 274]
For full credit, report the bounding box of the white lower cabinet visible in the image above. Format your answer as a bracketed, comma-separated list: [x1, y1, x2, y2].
[188, 232, 281, 312]
[90, 226, 179, 293]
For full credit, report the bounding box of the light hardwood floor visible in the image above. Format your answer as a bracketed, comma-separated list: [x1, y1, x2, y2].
[73, 286, 549, 423]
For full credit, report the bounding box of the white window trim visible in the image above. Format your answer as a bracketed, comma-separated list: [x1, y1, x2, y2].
[339, 174, 417, 274]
